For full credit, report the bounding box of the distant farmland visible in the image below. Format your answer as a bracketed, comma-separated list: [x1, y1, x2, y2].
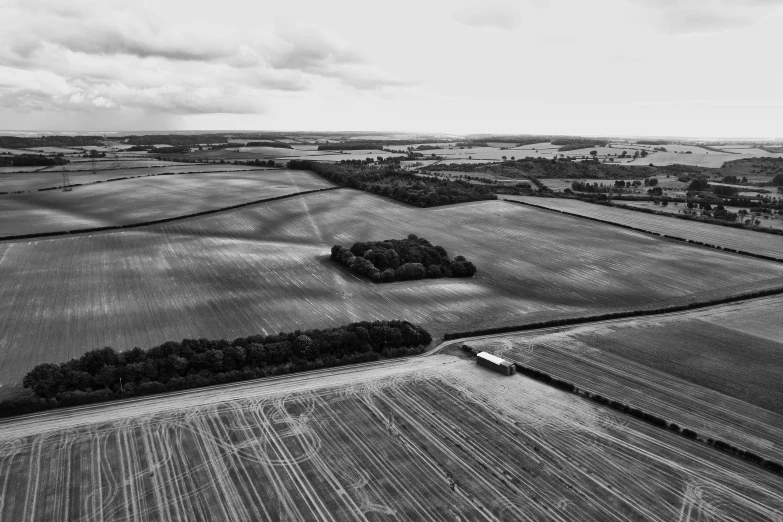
[0, 169, 334, 236]
[2, 191, 783, 392]
[505, 196, 783, 259]
[0, 163, 253, 193]
[1, 358, 782, 521]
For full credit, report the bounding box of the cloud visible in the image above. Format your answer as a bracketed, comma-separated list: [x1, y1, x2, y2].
[637, 0, 783, 34]
[454, 1, 521, 30]
[0, 1, 406, 117]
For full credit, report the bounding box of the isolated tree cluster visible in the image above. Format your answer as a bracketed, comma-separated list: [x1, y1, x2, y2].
[331, 234, 476, 283]
[21, 321, 432, 406]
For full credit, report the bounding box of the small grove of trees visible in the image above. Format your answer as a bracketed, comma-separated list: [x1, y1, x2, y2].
[19, 321, 431, 408]
[331, 234, 476, 282]
[773, 173, 783, 186]
[688, 177, 710, 191]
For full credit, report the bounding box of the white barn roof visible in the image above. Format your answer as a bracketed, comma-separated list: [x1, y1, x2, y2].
[477, 351, 508, 365]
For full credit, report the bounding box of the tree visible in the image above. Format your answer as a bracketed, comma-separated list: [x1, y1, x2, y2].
[589, 150, 597, 157]
[23, 363, 63, 398]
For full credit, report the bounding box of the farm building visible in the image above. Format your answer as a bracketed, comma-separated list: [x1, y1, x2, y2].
[476, 352, 516, 376]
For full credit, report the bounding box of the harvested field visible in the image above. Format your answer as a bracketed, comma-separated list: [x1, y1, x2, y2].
[0, 164, 261, 193]
[0, 169, 334, 237]
[1, 356, 782, 521]
[2, 191, 783, 391]
[468, 295, 783, 461]
[505, 196, 783, 259]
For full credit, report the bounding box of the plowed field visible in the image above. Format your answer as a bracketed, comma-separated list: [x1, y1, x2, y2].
[1, 357, 781, 521]
[2, 191, 783, 392]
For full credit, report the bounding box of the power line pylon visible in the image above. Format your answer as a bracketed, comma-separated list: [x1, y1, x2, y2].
[62, 165, 72, 192]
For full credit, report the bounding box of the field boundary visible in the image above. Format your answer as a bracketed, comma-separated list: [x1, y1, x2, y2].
[572, 195, 783, 238]
[0, 186, 342, 242]
[475, 351, 783, 477]
[444, 285, 783, 340]
[504, 198, 783, 263]
[0, 166, 273, 195]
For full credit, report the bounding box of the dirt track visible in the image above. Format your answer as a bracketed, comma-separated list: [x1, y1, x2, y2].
[2, 353, 783, 521]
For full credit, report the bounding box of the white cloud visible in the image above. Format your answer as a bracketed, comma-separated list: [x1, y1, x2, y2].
[637, 0, 783, 34]
[0, 0, 406, 118]
[454, 1, 522, 30]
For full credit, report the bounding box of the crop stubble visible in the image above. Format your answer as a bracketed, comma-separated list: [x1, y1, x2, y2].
[468, 298, 783, 462]
[0, 359, 781, 521]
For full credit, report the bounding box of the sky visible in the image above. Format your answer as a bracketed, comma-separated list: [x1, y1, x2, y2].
[1, 0, 782, 138]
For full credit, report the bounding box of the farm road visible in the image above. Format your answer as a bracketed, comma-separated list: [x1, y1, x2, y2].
[0, 354, 454, 441]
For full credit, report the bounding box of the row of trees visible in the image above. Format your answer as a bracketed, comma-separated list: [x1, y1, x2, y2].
[317, 141, 387, 151]
[0, 154, 69, 167]
[287, 159, 497, 207]
[331, 235, 477, 282]
[22, 321, 432, 405]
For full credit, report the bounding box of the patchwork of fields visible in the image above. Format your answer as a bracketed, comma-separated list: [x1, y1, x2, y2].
[0, 169, 334, 236]
[505, 196, 783, 259]
[467, 295, 783, 461]
[0, 163, 246, 193]
[2, 190, 783, 392]
[1, 357, 782, 522]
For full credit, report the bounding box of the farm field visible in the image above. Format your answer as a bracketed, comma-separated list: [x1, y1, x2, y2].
[1, 356, 782, 521]
[505, 196, 783, 258]
[620, 201, 783, 231]
[286, 150, 397, 162]
[468, 295, 783, 460]
[0, 166, 43, 175]
[0, 169, 334, 237]
[0, 163, 261, 193]
[38, 158, 189, 171]
[541, 176, 687, 193]
[3, 191, 783, 392]
[0, 147, 33, 155]
[21, 146, 81, 154]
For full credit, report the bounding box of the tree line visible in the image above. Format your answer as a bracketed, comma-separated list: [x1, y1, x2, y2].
[12, 320, 431, 414]
[317, 141, 388, 151]
[287, 159, 497, 207]
[0, 154, 69, 167]
[331, 234, 477, 282]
